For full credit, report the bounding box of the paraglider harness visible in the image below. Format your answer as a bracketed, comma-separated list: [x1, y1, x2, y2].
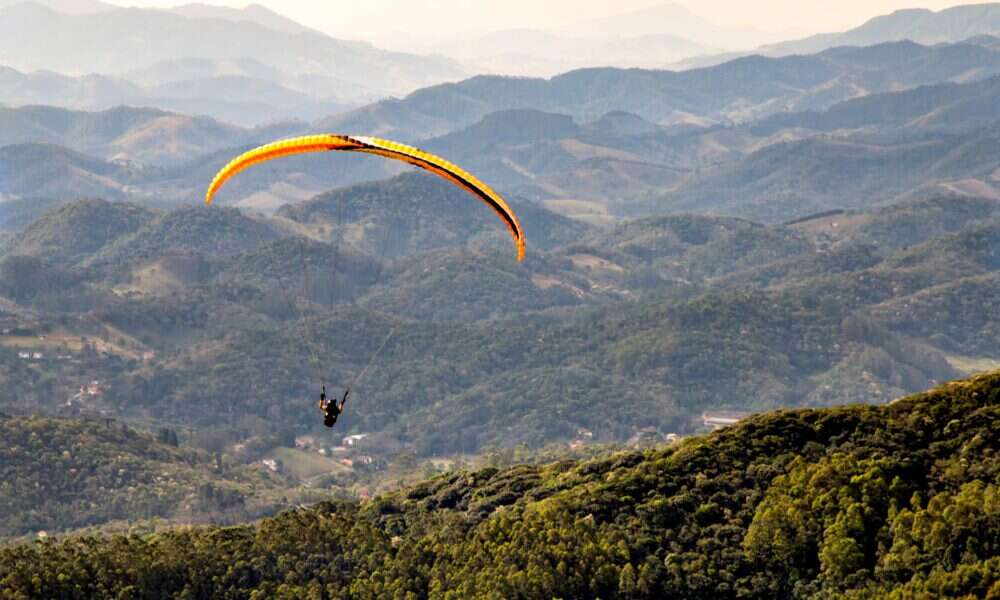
[319, 385, 348, 428]
[316, 327, 395, 429]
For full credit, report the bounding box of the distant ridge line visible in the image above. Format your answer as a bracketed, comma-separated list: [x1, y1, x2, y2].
[784, 209, 846, 226]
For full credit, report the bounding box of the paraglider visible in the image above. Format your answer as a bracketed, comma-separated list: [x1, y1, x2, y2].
[205, 134, 526, 261]
[319, 386, 348, 428]
[206, 136, 523, 429]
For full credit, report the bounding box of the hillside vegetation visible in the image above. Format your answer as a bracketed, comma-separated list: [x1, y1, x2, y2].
[0, 417, 291, 541]
[2, 371, 998, 598]
[1, 188, 998, 455]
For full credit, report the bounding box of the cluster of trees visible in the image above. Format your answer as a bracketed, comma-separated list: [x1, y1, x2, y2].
[0, 255, 83, 305]
[2, 371, 998, 598]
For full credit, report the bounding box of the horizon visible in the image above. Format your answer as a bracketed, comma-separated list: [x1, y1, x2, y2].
[106, 0, 973, 42]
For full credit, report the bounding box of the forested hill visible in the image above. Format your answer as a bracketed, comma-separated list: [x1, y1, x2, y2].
[277, 171, 591, 258]
[0, 417, 290, 542]
[3, 193, 997, 454]
[3, 371, 998, 598]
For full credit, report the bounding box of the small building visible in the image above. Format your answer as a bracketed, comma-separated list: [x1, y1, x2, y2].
[261, 459, 279, 473]
[81, 381, 104, 397]
[343, 434, 369, 447]
[295, 435, 316, 449]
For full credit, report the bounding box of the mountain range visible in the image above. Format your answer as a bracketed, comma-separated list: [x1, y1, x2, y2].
[5, 36, 1000, 220]
[381, 28, 716, 79]
[676, 2, 1000, 69]
[6, 1, 1000, 126]
[0, 105, 304, 166]
[375, 3, 801, 77]
[373, 2, 1000, 80]
[4, 1, 1000, 127]
[0, 1, 465, 124]
[324, 36, 1000, 142]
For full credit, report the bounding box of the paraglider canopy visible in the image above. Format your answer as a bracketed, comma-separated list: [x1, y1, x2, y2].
[205, 134, 526, 261]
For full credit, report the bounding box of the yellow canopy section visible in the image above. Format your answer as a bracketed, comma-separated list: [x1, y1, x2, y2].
[205, 134, 526, 261]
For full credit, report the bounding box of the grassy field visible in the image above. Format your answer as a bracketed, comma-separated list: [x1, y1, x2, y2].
[566, 253, 625, 273]
[113, 262, 189, 297]
[543, 198, 617, 226]
[266, 447, 351, 480]
[235, 182, 319, 214]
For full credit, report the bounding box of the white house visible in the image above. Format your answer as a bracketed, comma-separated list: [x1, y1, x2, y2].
[343, 434, 369, 447]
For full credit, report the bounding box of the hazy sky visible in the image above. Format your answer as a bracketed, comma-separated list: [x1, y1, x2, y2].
[118, 0, 969, 39]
